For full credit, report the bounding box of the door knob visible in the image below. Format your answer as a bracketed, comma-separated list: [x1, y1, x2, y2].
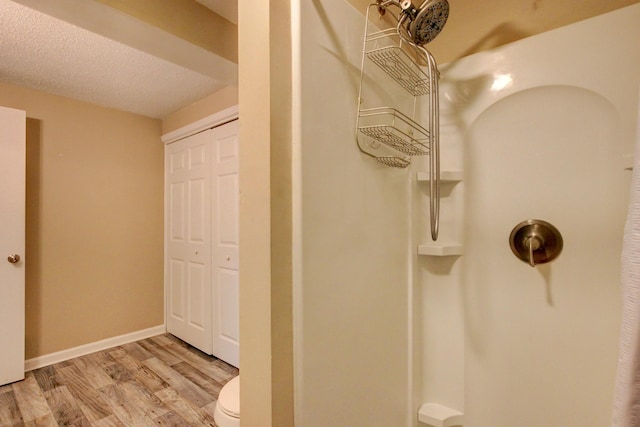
[7, 254, 20, 264]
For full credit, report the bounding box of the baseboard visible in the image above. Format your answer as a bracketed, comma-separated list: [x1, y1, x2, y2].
[24, 324, 166, 372]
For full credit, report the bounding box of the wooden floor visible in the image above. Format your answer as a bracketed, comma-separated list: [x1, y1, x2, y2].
[0, 334, 239, 426]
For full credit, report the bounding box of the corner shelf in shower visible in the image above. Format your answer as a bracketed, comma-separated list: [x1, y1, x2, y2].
[418, 243, 463, 257]
[418, 403, 464, 427]
[417, 170, 462, 255]
[417, 170, 462, 183]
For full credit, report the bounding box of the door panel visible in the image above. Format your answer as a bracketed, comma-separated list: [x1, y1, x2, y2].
[169, 259, 185, 320]
[0, 106, 26, 386]
[165, 131, 212, 354]
[188, 178, 206, 242]
[211, 120, 240, 367]
[169, 182, 184, 241]
[218, 268, 240, 341]
[187, 261, 206, 328]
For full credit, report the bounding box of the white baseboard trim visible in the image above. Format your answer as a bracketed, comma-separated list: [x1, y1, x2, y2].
[24, 324, 166, 372]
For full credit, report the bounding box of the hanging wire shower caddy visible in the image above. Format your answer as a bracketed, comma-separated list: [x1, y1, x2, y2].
[355, 1, 444, 240]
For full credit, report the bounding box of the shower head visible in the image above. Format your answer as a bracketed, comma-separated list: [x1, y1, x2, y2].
[399, 0, 449, 46]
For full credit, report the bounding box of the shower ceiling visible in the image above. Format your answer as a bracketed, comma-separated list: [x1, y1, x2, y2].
[0, 0, 237, 119]
[347, 0, 640, 63]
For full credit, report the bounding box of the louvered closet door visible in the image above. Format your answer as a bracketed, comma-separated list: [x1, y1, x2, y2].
[165, 130, 212, 354]
[211, 120, 240, 367]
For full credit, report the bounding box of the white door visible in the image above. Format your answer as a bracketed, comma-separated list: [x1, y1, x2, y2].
[0, 106, 26, 385]
[165, 130, 212, 354]
[211, 120, 240, 367]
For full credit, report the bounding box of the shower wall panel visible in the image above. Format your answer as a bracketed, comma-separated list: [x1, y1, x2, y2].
[297, 0, 412, 426]
[434, 5, 640, 426]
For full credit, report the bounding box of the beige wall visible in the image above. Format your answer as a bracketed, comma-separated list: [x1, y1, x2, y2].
[268, 1, 294, 424]
[95, 0, 237, 63]
[0, 81, 164, 359]
[238, 0, 275, 424]
[238, 0, 293, 426]
[161, 85, 238, 135]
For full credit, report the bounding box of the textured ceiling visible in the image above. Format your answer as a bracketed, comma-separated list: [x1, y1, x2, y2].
[0, 0, 229, 119]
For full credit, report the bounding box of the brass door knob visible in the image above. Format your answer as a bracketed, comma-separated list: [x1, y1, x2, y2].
[7, 254, 21, 264]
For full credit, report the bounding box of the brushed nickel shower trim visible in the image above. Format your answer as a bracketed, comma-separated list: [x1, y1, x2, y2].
[509, 219, 563, 267]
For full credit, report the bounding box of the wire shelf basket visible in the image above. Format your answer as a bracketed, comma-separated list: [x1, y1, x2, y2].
[366, 45, 431, 96]
[375, 156, 410, 168]
[356, 20, 437, 167]
[358, 107, 429, 155]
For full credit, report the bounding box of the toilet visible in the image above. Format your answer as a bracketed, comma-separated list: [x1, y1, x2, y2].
[214, 375, 240, 427]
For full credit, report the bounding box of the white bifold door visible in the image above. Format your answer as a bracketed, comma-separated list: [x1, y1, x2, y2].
[165, 120, 240, 367]
[0, 106, 26, 386]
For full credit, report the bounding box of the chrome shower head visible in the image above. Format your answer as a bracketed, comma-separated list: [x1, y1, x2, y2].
[400, 0, 449, 46]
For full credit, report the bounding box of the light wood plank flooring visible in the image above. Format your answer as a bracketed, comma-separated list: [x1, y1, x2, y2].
[0, 334, 239, 426]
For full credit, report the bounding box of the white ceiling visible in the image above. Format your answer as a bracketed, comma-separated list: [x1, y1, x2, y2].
[0, 0, 238, 119]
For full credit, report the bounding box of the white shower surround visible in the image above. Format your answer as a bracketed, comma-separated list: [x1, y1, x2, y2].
[296, 1, 413, 426]
[294, 1, 640, 426]
[432, 5, 640, 426]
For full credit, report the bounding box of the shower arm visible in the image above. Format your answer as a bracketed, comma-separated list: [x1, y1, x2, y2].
[377, 0, 420, 34]
[377, 0, 404, 10]
[374, 1, 423, 49]
[377, 0, 421, 12]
